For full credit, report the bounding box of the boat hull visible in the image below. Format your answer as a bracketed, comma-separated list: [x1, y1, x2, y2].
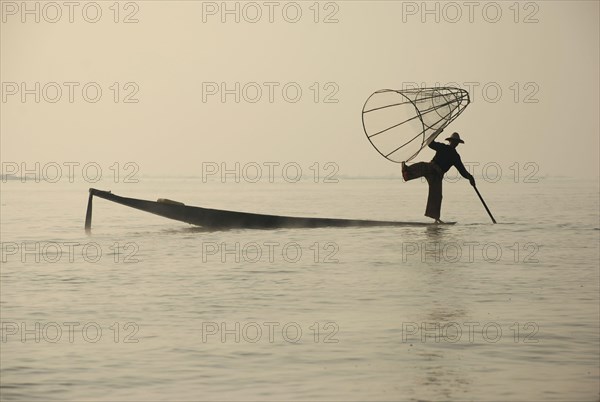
[85, 188, 454, 230]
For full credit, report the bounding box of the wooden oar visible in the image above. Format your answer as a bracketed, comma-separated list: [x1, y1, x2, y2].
[472, 185, 497, 223]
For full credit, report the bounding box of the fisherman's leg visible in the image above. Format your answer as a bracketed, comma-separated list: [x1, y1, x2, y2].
[402, 162, 432, 181]
[424, 175, 443, 221]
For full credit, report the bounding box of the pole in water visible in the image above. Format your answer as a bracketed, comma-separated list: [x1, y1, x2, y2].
[84, 191, 94, 232]
[472, 185, 497, 224]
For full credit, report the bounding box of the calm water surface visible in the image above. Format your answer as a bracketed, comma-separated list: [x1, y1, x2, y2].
[1, 177, 599, 401]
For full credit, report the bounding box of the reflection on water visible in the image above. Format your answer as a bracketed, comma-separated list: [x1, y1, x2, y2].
[415, 275, 472, 401]
[1, 178, 599, 401]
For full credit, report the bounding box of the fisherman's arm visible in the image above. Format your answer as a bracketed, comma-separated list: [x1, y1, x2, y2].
[428, 141, 443, 150]
[427, 128, 445, 150]
[455, 156, 476, 186]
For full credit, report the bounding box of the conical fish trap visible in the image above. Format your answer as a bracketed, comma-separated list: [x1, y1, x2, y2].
[362, 87, 470, 163]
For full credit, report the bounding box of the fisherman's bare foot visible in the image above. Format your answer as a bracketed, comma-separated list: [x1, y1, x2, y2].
[434, 219, 444, 224]
[401, 162, 409, 181]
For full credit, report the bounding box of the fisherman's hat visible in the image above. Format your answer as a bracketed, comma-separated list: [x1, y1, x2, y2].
[445, 132, 464, 144]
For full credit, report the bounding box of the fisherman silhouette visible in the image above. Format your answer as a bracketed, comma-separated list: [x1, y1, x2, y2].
[402, 131, 475, 223]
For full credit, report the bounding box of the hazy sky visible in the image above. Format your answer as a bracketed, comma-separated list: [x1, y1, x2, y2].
[1, 1, 599, 179]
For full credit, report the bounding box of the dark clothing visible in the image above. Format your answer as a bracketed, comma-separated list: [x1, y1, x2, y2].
[403, 142, 473, 220]
[404, 162, 443, 219]
[428, 141, 472, 178]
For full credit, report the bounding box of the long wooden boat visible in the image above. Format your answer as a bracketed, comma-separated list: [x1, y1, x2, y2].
[84, 188, 454, 230]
